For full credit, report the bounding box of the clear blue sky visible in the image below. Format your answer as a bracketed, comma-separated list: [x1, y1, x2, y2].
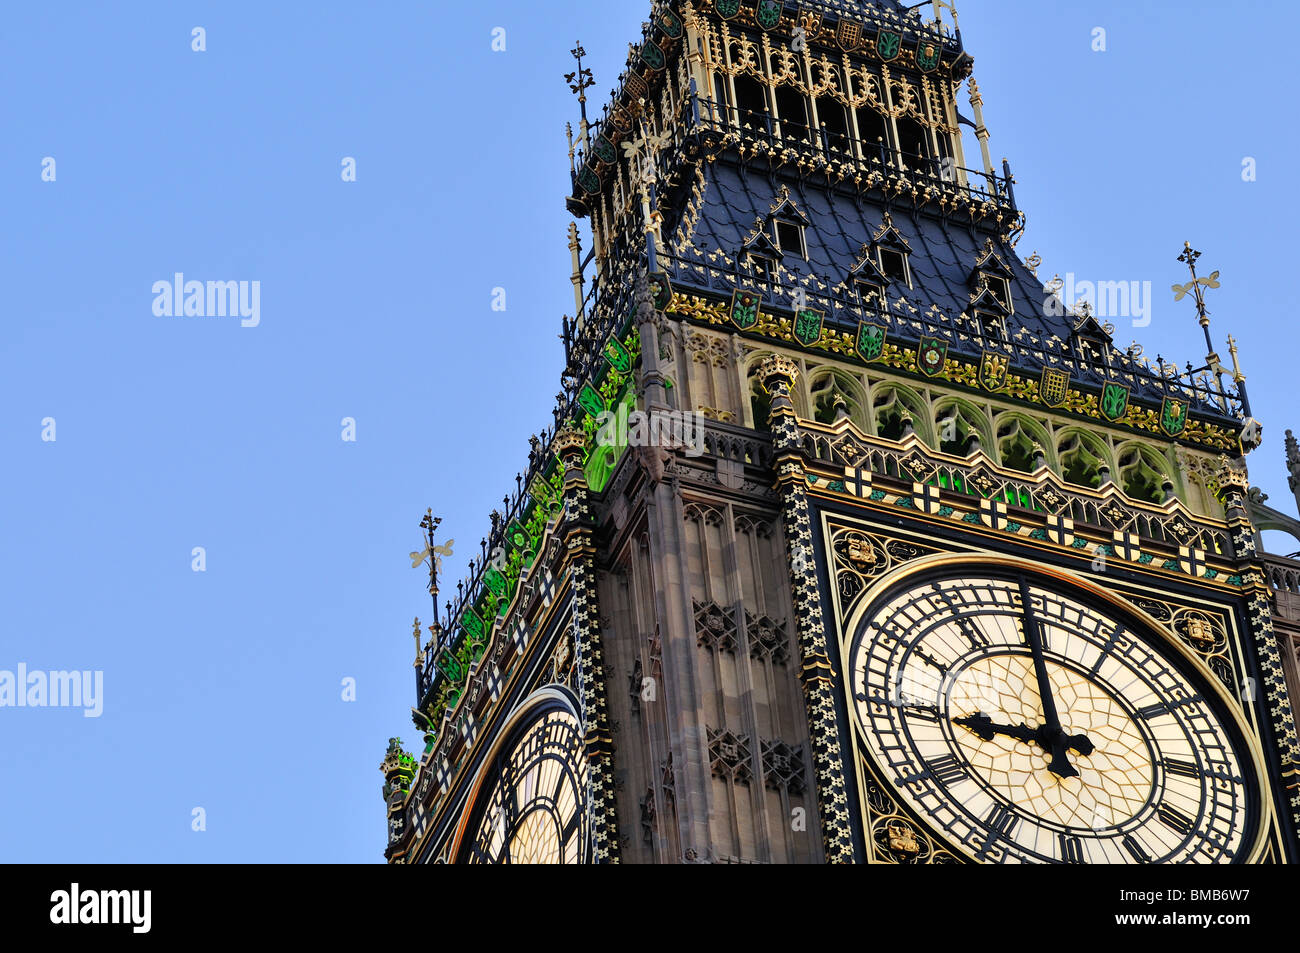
[1, 1, 1296, 862]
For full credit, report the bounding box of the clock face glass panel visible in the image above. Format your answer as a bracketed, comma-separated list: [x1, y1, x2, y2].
[847, 568, 1262, 864]
[465, 706, 589, 864]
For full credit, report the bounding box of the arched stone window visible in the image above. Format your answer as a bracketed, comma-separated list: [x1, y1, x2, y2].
[870, 382, 928, 444]
[934, 398, 992, 457]
[1117, 442, 1174, 504]
[1056, 429, 1112, 489]
[745, 360, 773, 432]
[808, 368, 867, 427]
[994, 413, 1051, 474]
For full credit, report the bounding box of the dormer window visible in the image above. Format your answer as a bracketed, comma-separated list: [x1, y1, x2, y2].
[982, 274, 1012, 310]
[856, 280, 884, 309]
[969, 240, 1017, 316]
[741, 211, 783, 286]
[773, 219, 805, 259]
[878, 247, 910, 286]
[869, 213, 913, 289]
[848, 240, 889, 310]
[749, 253, 776, 286]
[976, 310, 1005, 339]
[751, 188, 810, 265]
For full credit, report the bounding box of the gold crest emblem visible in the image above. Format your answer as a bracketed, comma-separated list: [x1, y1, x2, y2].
[979, 351, 1008, 390]
[836, 18, 862, 51]
[1040, 367, 1070, 407]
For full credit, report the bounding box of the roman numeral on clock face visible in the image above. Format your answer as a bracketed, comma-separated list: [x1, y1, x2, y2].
[927, 755, 965, 786]
[1122, 834, 1151, 863]
[984, 803, 1019, 839]
[1136, 702, 1169, 720]
[1058, 834, 1085, 864]
[903, 704, 939, 723]
[1158, 806, 1195, 837]
[958, 620, 990, 649]
[1162, 758, 1200, 779]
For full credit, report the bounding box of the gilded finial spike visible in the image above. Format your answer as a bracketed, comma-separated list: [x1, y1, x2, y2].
[1227, 335, 1245, 384]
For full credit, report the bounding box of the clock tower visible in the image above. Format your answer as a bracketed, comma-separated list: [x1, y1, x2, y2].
[382, 0, 1300, 864]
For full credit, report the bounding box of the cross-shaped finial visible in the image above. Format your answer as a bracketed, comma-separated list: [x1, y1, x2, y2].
[1174, 240, 1222, 362]
[565, 43, 595, 104]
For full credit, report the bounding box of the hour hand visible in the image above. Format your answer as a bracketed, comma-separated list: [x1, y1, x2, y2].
[954, 712, 1036, 744]
[955, 712, 1095, 779]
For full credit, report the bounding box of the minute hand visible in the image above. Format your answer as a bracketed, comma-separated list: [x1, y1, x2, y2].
[1017, 577, 1091, 778]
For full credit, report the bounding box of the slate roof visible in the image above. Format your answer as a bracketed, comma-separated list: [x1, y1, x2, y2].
[663, 161, 1233, 422]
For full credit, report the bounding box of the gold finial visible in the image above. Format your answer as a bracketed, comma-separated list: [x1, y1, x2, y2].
[412, 617, 423, 669]
[1024, 251, 1041, 277]
[568, 222, 584, 321]
[1226, 334, 1245, 384]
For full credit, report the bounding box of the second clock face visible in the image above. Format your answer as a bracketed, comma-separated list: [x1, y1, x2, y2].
[846, 565, 1264, 864]
[463, 704, 589, 864]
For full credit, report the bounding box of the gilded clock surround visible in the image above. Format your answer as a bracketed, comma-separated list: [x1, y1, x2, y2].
[833, 547, 1276, 864]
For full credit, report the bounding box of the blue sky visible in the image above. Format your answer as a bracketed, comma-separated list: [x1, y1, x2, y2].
[1, 1, 1296, 862]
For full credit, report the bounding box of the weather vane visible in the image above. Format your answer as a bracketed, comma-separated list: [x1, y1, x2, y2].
[410, 509, 454, 662]
[564, 43, 596, 157]
[1174, 241, 1225, 384]
[1175, 242, 1257, 434]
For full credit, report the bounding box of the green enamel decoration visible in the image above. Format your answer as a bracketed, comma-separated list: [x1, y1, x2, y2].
[655, 9, 683, 38]
[715, 0, 741, 19]
[793, 308, 824, 347]
[505, 520, 528, 552]
[856, 322, 887, 361]
[592, 134, 618, 165]
[1101, 382, 1130, 421]
[578, 384, 606, 418]
[434, 646, 465, 683]
[604, 337, 633, 373]
[916, 37, 940, 71]
[1161, 397, 1189, 436]
[877, 29, 901, 61]
[577, 165, 601, 194]
[484, 566, 508, 599]
[461, 608, 485, 643]
[730, 289, 761, 330]
[756, 0, 783, 31]
[640, 40, 665, 71]
[649, 272, 673, 310]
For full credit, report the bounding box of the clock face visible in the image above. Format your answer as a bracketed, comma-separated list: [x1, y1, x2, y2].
[846, 562, 1266, 864]
[462, 704, 590, 864]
